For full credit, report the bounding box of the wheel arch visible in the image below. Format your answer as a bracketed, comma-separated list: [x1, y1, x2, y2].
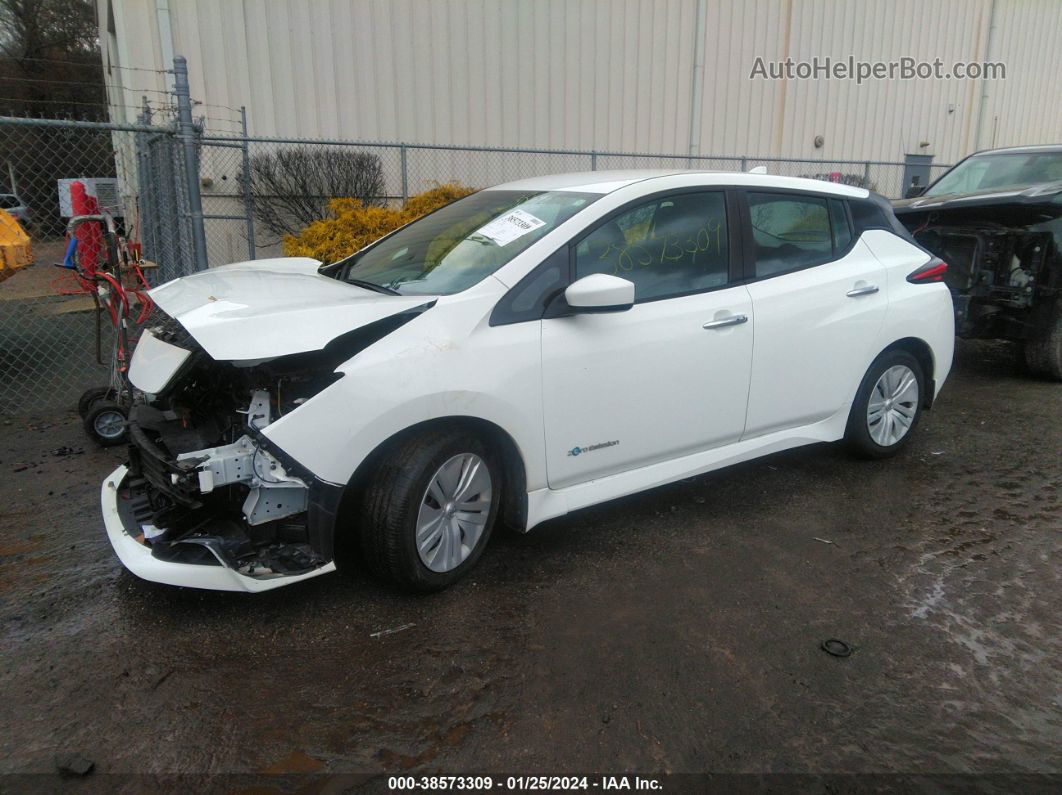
[338, 415, 530, 539]
[877, 336, 936, 408]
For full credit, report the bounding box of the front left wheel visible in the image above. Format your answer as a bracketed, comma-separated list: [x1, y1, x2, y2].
[358, 429, 501, 592]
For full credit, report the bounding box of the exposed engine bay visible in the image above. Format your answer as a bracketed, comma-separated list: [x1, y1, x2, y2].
[120, 320, 345, 580]
[894, 193, 1061, 344]
[911, 222, 1053, 338]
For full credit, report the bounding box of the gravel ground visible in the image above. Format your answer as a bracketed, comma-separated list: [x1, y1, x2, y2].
[0, 339, 1059, 789]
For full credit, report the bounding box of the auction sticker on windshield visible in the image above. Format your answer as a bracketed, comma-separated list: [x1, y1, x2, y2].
[475, 208, 546, 246]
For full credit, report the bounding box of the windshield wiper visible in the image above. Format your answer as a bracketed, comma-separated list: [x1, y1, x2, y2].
[346, 278, 400, 296]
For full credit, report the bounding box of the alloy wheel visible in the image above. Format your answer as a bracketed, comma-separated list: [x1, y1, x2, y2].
[867, 364, 919, 446]
[415, 453, 493, 572]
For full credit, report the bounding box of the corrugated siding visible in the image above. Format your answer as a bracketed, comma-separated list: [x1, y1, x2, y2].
[103, 0, 1062, 162]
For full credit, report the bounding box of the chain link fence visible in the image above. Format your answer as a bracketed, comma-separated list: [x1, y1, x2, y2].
[199, 135, 952, 264]
[1, 110, 950, 417]
[0, 120, 133, 415]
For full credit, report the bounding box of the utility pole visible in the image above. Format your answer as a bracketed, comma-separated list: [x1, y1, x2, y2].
[240, 106, 256, 261]
[172, 55, 209, 272]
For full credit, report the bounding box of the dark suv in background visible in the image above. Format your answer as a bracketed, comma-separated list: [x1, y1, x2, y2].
[892, 145, 1062, 379]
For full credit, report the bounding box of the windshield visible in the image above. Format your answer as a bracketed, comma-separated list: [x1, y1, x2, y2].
[926, 151, 1062, 196]
[0, 195, 21, 209]
[339, 189, 598, 295]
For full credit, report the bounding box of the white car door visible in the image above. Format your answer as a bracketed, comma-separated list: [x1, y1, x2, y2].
[540, 190, 754, 490]
[741, 191, 888, 438]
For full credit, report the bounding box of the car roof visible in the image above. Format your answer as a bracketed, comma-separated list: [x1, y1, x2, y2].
[969, 144, 1062, 156]
[487, 169, 869, 198]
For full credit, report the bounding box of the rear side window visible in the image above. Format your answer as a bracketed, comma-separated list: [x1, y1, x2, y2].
[0, 195, 20, 209]
[574, 191, 729, 302]
[748, 192, 831, 277]
[829, 199, 853, 251]
[849, 199, 890, 232]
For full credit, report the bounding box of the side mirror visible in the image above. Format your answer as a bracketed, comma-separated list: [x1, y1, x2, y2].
[905, 185, 927, 198]
[564, 273, 635, 313]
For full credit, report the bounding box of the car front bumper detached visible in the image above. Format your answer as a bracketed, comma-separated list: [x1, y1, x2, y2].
[102, 464, 336, 592]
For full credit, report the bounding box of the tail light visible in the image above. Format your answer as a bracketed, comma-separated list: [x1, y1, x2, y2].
[907, 258, 948, 284]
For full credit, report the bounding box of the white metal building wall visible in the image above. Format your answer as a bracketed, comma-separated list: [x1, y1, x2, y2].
[100, 0, 1062, 164]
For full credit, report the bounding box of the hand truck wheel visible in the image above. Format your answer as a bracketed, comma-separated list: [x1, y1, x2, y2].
[77, 386, 116, 418]
[83, 400, 128, 446]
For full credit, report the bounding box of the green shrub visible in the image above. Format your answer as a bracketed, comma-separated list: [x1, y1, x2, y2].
[282, 183, 476, 263]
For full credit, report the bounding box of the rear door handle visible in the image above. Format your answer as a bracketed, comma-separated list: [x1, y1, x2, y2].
[702, 314, 748, 330]
[846, 284, 879, 297]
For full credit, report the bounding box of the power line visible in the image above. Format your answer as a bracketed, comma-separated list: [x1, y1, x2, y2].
[194, 108, 242, 125]
[196, 116, 244, 133]
[0, 95, 161, 114]
[3, 55, 169, 74]
[0, 75, 172, 97]
[193, 99, 244, 114]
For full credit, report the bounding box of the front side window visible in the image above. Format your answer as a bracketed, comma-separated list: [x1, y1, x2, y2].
[574, 191, 729, 302]
[340, 190, 598, 295]
[748, 192, 831, 277]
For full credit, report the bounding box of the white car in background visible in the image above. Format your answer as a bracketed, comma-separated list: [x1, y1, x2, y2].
[101, 170, 954, 593]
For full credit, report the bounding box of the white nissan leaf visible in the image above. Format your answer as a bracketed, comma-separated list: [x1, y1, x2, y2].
[101, 171, 954, 592]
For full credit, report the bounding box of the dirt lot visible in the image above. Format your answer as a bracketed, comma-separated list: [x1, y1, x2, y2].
[0, 340, 1059, 788]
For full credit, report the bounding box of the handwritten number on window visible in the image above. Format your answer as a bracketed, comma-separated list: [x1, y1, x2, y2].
[593, 216, 722, 275]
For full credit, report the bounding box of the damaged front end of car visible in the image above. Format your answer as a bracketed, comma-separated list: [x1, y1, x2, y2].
[101, 260, 436, 591]
[103, 322, 352, 590]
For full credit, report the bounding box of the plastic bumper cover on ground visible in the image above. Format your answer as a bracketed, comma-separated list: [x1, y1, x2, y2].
[101, 464, 336, 592]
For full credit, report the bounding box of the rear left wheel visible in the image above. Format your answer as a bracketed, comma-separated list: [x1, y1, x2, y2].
[845, 350, 925, 459]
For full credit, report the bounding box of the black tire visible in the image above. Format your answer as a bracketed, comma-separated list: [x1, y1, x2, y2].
[358, 428, 501, 592]
[845, 349, 925, 459]
[77, 386, 114, 418]
[83, 400, 128, 447]
[1024, 304, 1062, 381]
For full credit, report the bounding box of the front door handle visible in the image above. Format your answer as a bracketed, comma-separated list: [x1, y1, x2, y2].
[702, 314, 748, 330]
[846, 284, 880, 297]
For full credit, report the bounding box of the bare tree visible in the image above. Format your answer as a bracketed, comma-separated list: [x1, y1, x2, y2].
[0, 0, 98, 60]
[244, 146, 386, 238]
[0, 0, 104, 119]
[0, 0, 106, 234]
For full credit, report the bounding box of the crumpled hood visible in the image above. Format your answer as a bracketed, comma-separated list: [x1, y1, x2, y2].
[149, 257, 432, 360]
[893, 180, 1062, 215]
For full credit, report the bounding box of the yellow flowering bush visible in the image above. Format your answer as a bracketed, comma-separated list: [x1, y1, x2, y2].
[282, 182, 477, 263]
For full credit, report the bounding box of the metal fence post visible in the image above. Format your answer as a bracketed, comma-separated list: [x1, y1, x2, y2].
[135, 97, 158, 265]
[173, 55, 209, 272]
[740, 156, 748, 172]
[400, 145, 408, 202]
[239, 106, 256, 260]
[863, 161, 872, 188]
[591, 151, 597, 171]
